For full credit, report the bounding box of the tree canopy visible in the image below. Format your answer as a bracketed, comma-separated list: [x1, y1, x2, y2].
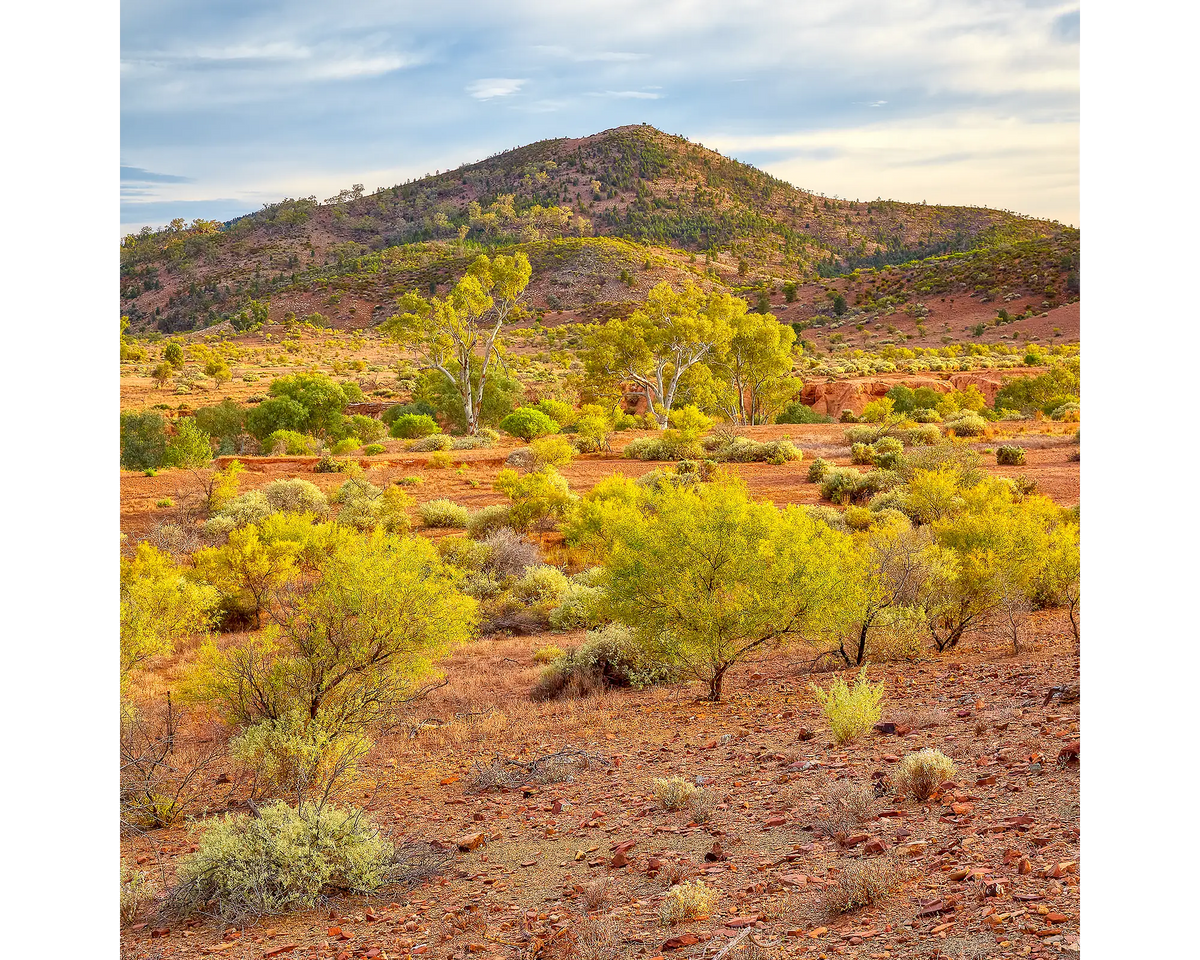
[382, 252, 532, 434]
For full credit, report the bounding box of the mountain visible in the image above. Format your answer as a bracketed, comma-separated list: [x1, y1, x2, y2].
[119, 124, 1077, 336]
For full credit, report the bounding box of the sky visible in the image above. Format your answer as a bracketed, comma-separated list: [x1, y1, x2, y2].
[120, 0, 1079, 236]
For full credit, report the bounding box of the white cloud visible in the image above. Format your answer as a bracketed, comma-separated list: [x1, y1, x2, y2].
[702, 112, 1079, 225]
[467, 77, 527, 100]
[589, 90, 662, 99]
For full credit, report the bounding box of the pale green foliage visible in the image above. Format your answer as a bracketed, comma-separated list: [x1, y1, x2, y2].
[261, 478, 329, 516]
[810, 667, 886, 744]
[602, 479, 861, 700]
[419, 499, 470, 528]
[548, 579, 606, 630]
[945, 411, 987, 437]
[531, 623, 674, 700]
[513, 564, 571, 605]
[169, 801, 393, 920]
[121, 543, 218, 682]
[215, 489, 273, 528]
[467, 504, 514, 539]
[408, 434, 453, 452]
[703, 436, 802, 464]
[894, 748, 957, 800]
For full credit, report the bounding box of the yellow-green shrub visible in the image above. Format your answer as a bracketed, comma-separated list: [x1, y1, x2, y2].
[660, 880, 717, 924]
[810, 667, 885, 744]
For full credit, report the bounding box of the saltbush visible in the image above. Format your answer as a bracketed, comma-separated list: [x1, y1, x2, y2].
[467, 504, 514, 540]
[996, 445, 1027, 466]
[807, 458, 833, 482]
[531, 624, 676, 700]
[408, 434, 453, 452]
[261, 479, 328, 516]
[945, 412, 987, 437]
[419, 499, 470, 528]
[820, 467, 863, 505]
[390, 414, 440, 439]
[167, 801, 394, 920]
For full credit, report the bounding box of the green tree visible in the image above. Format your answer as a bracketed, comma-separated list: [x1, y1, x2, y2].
[192, 531, 477, 734]
[582, 282, 733, 429]
[382, 253, 532, 434]
[205, 356, 232, 388]
[832, 292, 847, 316]
[163, 342, 185, 368]
[164, 418, 213, 468]
[601, 480, 859, 700]
[265, 373, 350, 435]
[412, 363, 521, 433]
[152, 362, 173, 389]
[709, 303, 797, 425]
[245, 396, 309, 443]
[120, 411, 168, 470]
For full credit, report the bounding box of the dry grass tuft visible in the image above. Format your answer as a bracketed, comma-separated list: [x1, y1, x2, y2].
[653, 775, 697, 811]
[819, 857, 906, 915]
[894, 748, 957, 801]
[817, 781, 876, 838]
[583, 877, 613, 912]
[660, 879, 717, 924]
[572, 913, 624, 960]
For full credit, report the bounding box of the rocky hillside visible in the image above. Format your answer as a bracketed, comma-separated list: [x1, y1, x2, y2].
[119, 124, 1074, 335]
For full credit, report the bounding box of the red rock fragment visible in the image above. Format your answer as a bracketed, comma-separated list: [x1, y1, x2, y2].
[455, 832, 485, 852]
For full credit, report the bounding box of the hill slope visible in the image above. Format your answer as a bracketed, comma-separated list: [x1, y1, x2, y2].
[119, 124, 1075, 335]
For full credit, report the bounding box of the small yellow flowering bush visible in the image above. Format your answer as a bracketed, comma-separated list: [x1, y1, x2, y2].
[810, 667, 885, 744]
[661, 880, 717, 923]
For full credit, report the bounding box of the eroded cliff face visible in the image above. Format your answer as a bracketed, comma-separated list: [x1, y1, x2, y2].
[619, 369, 1030, 420]
[799, 371, 1017, 416]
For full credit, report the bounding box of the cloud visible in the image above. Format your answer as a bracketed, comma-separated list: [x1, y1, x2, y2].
[119, 0, 1079, 232]
[532, 45, 646, 62]
[702, 111, 1079, 224]
[120, 166, 194, 183]
[1052, 9, 1080, 43]
[467, 78, 527, 100]
[588, 90, 662, 100]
